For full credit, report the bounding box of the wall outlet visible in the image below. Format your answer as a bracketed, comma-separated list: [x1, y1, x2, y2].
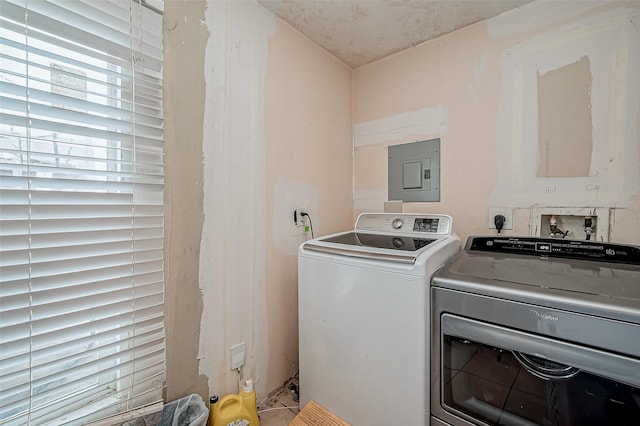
[488, 208, 513, 230]
[229, 342, 246, 370]
[293, 209, 304, 227]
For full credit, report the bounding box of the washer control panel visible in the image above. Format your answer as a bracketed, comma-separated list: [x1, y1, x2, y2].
[356, 213, 452, 235]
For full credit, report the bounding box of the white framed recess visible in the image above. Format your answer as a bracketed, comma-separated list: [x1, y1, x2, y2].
[531, 207, 610, 242]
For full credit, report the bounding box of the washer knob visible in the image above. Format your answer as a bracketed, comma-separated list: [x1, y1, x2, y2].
[391, 218, 403, 229]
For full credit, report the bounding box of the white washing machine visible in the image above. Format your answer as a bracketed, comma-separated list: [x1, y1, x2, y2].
[298, 213, 460, 425]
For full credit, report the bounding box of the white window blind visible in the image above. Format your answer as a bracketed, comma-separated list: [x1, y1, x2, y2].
[0, 1, 165, 425]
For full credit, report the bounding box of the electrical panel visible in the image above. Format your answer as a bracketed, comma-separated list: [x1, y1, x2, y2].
[388, 139, 440, 202]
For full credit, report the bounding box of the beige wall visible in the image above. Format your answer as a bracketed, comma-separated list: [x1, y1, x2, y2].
[353, 1, 640, 244]
[264, 18, 354, 390]
[163, 0, 639, 406]
[163, 0, 208, 402]
[164, 0, 353, 403]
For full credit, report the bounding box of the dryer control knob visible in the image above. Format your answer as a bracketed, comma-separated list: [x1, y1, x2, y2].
[391, 218, 403, 229]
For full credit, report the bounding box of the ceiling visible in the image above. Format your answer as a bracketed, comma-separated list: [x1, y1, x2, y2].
[258, 0, 534, 68]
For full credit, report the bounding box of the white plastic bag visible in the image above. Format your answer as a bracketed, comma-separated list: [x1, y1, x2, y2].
[123, 394, 208, 426]
[160, 394, 208, 426]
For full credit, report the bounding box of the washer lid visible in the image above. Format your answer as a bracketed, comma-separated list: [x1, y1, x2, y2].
[302, 231, 438, 263]
[321, 231, 436, 252]
[302, 213, 456, 264]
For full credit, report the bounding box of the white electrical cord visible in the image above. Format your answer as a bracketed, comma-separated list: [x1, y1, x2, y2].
[257, 405, 300, 414]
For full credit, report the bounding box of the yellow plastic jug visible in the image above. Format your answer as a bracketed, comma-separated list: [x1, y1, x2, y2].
[208, 395, 219, 426]
[213, 379, 260, 426]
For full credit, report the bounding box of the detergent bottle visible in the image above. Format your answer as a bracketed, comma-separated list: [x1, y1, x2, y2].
[208, 395, 219, 426]
[213, 379, 260, 426]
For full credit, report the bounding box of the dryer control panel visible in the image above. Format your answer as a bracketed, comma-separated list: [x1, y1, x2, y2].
[355, 213, 452, 235]
[468, 236, 640, 264]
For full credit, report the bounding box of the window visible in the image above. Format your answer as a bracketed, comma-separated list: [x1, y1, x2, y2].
[0, 1, 165, 424]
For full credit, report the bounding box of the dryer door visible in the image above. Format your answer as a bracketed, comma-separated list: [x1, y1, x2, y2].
[437, 314, 640, 426]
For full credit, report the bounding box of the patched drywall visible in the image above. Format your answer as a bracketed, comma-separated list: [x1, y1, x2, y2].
[354, 106, 447, 147]
[264, 14, 353, 393]
[196, 0, 353, 402]
[199, 0, 272, 398]
[494, 4, 640, 208]
[353, 107, 447, 214]
[163, 0, 208, 403]
[162, 0, 640, 407]
[271, 178, 319, 257]
[162, 0, 352, 406]
[537, 56, 593, 178]
[354, 0, 640, 244]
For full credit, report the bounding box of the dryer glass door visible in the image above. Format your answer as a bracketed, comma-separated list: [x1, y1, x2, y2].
[440, 314, 640, 426]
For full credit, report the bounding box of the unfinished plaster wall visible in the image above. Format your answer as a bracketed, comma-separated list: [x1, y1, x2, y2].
[198, 0, 271, 400]
[537, 56, 593, 178]
[264, 16, 353, 390]
[197, 0, 353, 401]
[353, 1, 640, 245]
[163, 0, 208, 402]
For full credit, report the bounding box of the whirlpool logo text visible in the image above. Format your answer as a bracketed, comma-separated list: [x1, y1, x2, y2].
[530, 309, 559, 321]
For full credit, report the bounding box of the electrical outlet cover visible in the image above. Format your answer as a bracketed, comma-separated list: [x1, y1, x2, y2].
[488, 208, 514, 230]
[230, 342, 246, 370]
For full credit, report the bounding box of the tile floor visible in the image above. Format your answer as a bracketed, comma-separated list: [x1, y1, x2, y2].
[257, 376, 300, 426]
